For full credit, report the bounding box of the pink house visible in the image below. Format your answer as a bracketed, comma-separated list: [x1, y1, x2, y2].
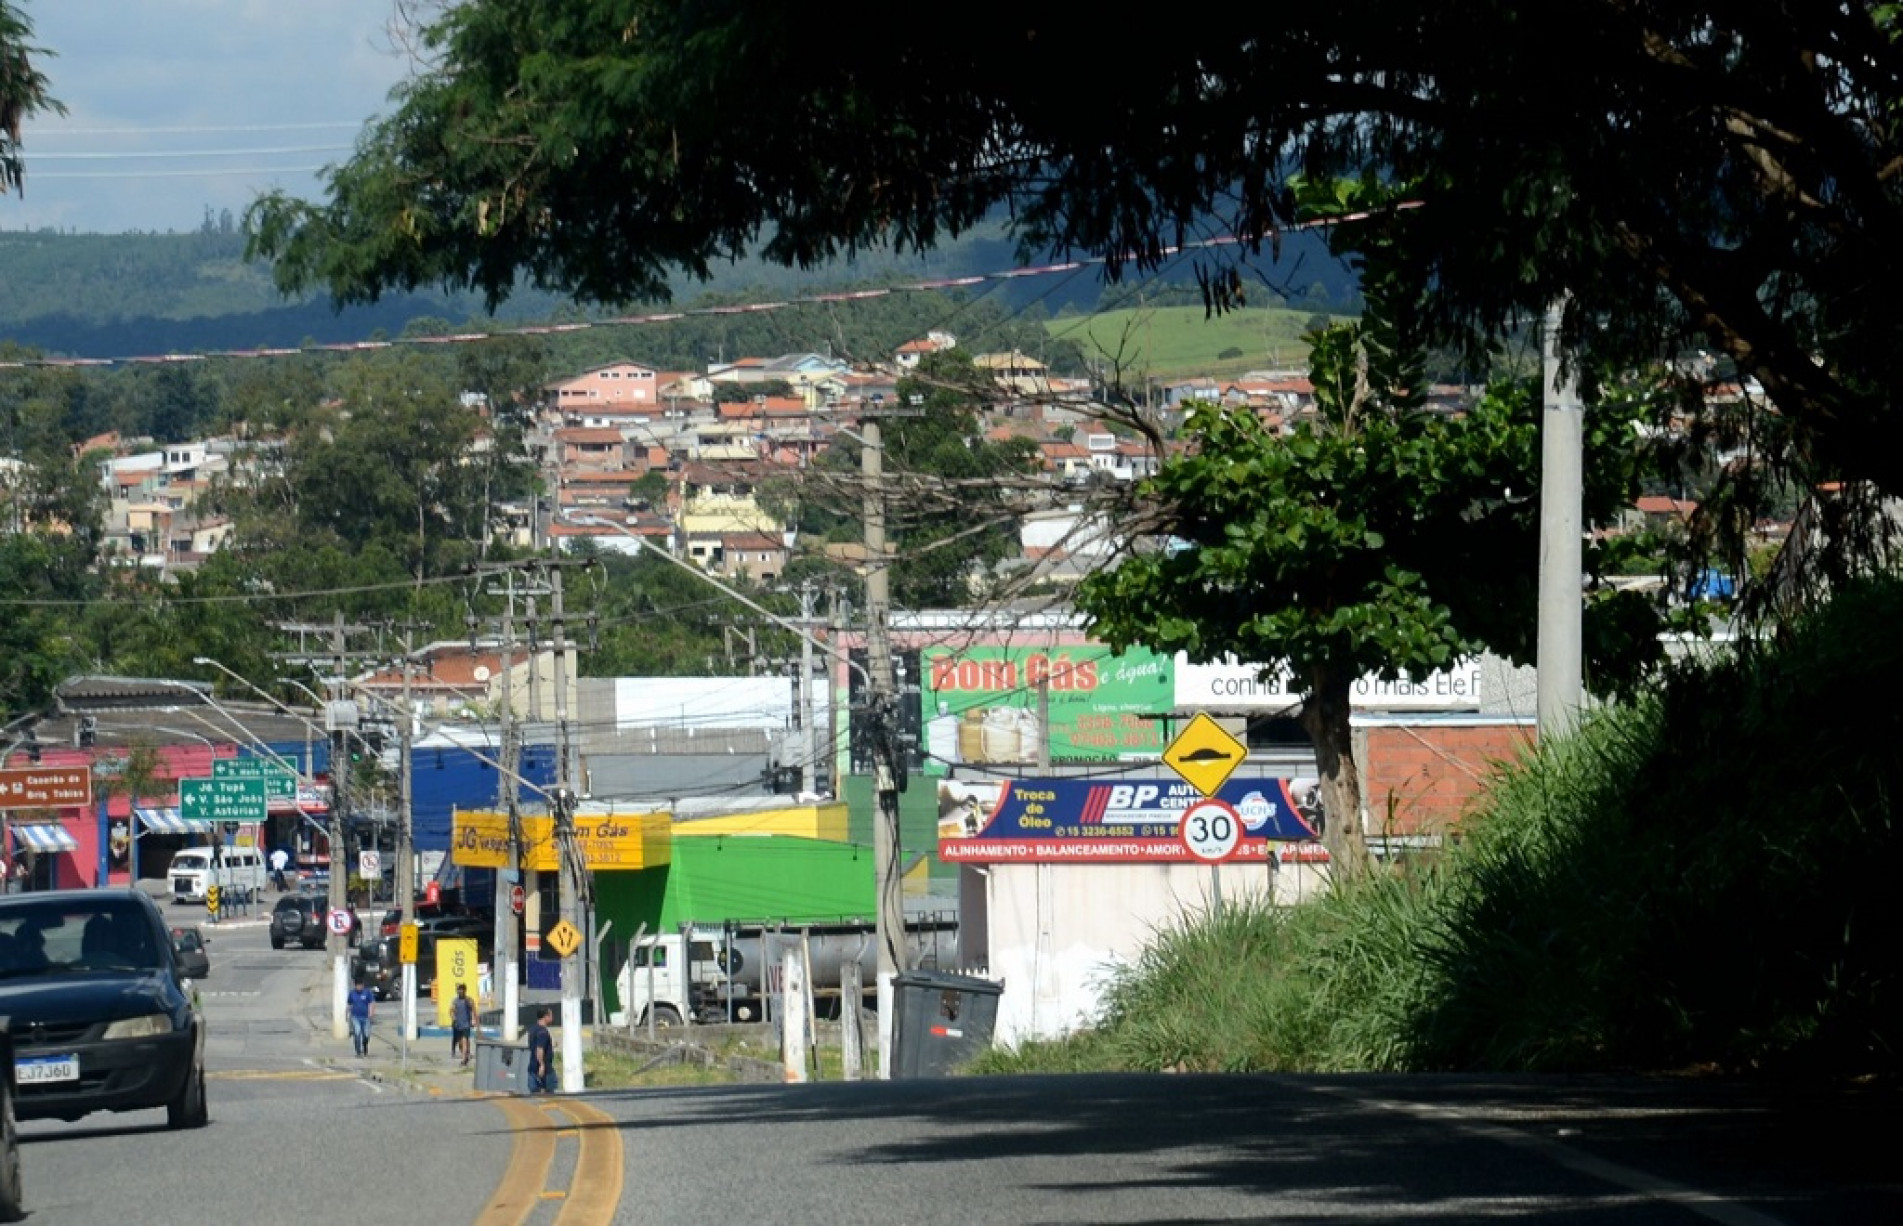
[547, 362, 660, 412]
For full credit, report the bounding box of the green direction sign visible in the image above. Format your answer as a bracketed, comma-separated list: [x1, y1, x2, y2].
[181, 776, 268, 824]
[213, 757, 297, 799]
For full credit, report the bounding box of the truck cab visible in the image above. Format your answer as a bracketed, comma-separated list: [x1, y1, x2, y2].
[616, 931, 729, 1026]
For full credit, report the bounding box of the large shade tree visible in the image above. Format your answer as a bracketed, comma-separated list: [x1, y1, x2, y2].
[250, 3, 1903, 507]
[1, 1, 60, 197]
[1079, 184, 1666, 875]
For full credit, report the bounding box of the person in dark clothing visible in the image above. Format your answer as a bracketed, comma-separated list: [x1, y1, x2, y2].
[450, 982, 476, 1065]
[527, 1007, 555, 1092]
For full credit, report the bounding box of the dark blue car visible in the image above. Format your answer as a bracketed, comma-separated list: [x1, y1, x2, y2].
[0, 889, 206, 1129]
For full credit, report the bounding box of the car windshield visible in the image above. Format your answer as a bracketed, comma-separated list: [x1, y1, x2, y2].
[0, 898, 164, 978]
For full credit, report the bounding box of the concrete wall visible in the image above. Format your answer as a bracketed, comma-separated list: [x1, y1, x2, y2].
[983, 860, 1278, 1047]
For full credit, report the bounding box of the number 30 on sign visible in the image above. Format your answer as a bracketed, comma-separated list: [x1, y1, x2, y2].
[1180, 799, 1243, 863]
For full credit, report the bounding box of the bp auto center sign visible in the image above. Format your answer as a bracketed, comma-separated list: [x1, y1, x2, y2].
[936, 777, 1319, 863]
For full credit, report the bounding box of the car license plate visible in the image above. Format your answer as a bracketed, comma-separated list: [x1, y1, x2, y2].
[16, 1054, 80, 1084]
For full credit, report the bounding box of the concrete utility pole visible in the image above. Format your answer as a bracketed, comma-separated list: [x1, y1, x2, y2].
[1538, 300, 1585, 738]
[547, 562, 586, 1093]
[863, 418, 908, 1080]
[398, 630, 418, 1042]
[497, 571, 522, 1042]
[474, 559, 550, 1037]
[797, 582, 817, 794]
[326, 610, 357, 1041]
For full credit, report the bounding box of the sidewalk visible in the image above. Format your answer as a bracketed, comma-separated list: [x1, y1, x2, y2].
[297, 977, 538, 1097]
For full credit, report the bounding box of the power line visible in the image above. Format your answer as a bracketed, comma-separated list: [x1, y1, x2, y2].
[33, 146, 353, 161]
[41, 122, 367, 136]
[33, 165, 331, 180]
[0, 572, 472, 609]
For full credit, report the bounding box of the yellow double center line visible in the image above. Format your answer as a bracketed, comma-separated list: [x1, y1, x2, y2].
[479, 1096, 624, 1226]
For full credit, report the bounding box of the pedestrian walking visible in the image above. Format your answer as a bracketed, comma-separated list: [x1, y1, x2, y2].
[451, 982, 476, 1065]
[269, 846, 291, 892]
[347, 978, 376, 1057]
[527, 1007, 555, 1092]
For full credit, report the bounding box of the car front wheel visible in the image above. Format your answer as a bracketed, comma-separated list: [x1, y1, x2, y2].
[166, 1058, 208, 1130]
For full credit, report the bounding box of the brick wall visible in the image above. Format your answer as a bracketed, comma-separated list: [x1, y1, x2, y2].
[1362, 723, 1537, 838]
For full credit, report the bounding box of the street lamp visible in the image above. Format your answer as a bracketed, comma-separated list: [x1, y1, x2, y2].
[178, 666, 353, 1040]
[193, 657, 327, 778]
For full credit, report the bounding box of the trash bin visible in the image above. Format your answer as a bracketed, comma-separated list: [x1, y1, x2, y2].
[473, 1039, 529, 1093]
[889, 970, 1003, 1079]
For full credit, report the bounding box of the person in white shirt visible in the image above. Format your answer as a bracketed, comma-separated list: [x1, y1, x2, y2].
[269, 846, 291, 892]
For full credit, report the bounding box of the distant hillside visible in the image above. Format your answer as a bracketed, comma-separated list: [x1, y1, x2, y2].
[1047, 300, 1347, 383]
[0, 222, 1361, 361]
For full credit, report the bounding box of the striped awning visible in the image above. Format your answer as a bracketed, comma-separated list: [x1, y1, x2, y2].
[13, 823, 80, 853]
[135, 807, 200, 834]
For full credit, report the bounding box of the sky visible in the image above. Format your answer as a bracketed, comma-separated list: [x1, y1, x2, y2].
[4, 1, 411, 235]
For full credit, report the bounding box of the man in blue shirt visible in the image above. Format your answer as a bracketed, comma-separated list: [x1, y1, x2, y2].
[527, 1007, 555, 1092]
[347, 979, 376, 1057]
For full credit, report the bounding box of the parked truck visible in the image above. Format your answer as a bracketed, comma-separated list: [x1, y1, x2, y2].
[613, 917, 960, 1026]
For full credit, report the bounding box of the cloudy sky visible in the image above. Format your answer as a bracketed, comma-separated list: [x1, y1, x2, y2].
[5, 1, 410, 235]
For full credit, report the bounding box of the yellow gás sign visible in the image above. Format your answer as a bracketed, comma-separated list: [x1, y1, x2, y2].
[451, 809, 671, 871]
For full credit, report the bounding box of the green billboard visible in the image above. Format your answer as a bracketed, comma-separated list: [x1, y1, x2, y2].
[918, 644, 1175, 775]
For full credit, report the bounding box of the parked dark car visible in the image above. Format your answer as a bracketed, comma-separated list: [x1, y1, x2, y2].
[377, 898, 463, 939]
[270, 894, 358, 950]
[169, 927, 210, 980]
[0, 888, 207, 1129]
[352, 915, 494, 1000]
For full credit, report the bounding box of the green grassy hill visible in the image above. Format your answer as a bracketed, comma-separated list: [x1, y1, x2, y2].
[1044, 301, 1342, 383]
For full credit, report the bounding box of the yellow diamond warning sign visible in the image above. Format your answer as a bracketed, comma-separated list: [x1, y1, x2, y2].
[1162, 712, 1248, 796]
[545, 918, 583, 959]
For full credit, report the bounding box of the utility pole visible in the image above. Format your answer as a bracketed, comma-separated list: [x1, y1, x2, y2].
[326, 613, 354, 1041]
[547, 560, 586, 1093]
[1538, 299, 1585, 737]
[397, 627, 418, 1042]
[497, 571, 523, 1042]
[473, 559, 563, 1043]
[797, 582, 816, 794]
[863, 418, 907, 1079]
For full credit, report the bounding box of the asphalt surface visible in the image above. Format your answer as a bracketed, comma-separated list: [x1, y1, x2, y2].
[14, 894, 1903, 1224]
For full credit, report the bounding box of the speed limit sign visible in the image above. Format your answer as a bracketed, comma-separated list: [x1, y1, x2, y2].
[1180, 798, 1243, 862]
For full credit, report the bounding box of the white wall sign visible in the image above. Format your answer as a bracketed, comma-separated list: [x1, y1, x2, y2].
[1173, 656, 1482, 712]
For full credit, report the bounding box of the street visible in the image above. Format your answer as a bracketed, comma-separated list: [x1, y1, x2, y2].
[13, 905, 1902, 1224]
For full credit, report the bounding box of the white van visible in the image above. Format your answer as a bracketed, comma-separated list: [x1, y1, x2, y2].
[169, 846, 268, 903]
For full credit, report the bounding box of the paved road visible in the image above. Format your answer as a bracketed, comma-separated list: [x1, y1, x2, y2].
[14, 909, 1903, 1224]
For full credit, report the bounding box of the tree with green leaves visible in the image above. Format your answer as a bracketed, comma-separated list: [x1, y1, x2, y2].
[1, 1, 60, 197]
[1078, 186, 1665, 875]
[245, 2, 1903, 600]
[218, 353, 487, 582]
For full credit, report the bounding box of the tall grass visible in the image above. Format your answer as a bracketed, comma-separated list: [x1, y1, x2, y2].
[973, 575, 1903, 1077]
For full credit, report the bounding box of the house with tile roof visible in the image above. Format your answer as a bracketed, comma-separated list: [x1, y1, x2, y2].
[895, 330, 957, 369]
